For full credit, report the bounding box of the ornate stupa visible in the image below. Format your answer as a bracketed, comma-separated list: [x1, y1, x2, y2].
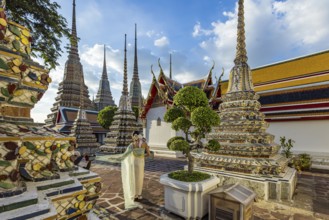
[100, 34, 142, 152]
[94, 45, 116, 111]
[70, 69, 100, 155]
[194, 0, 296, 201]
[45, 0, 94, 126]
[0, 1, 101, 219]
[129, 24, 143, 109]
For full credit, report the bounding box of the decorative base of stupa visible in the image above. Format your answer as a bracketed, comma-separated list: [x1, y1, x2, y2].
[99, 144, 126, 154]
[0, 166, 101, 220]
[193, 165, 297, 201]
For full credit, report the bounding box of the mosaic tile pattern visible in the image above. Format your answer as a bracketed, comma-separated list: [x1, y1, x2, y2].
[0, 2, 101, 219]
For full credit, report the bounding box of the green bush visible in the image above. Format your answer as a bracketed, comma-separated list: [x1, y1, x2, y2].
[167, 136, 184, 149]
[164, 107, 185, 123]
[168, 170, 210, 182]
[173, 86, 208, 112]
[191, 107, 220, 132]
[97, 106, 118, 129]
[292, 153, 312, 172]
[170, 139, 189, 152]
[280, 136, 295, 158]
[165, 86, 220, 174]
[207, 139, 220, 152]
[171, 117, 192, 133]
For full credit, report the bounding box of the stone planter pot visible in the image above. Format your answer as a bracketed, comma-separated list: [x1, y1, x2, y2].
[160, 172, 220, 219]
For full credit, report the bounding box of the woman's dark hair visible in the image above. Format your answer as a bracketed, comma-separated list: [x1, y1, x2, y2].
[132, 131, 140, 136]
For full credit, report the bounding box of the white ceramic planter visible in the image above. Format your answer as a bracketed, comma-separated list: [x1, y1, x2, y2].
[160, 172, 220, 219]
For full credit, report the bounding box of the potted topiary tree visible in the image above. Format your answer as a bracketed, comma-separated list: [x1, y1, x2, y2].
[159, 86, 221, 219]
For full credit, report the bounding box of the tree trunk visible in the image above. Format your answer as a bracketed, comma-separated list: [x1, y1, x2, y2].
[187, 151, 194, 174]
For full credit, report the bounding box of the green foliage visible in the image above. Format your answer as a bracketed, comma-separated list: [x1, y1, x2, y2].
[132, 106, 139, 121]
[280, 136, 295, 158]
[169, 139, 189, 152]
[97, 106, 118, 129]
[191, 106, 220, 132]
[291, 153, 312, 172]
[6, 0, 71, 69]
[207, 139, 220, 152]
[173, 86, 208, 112]
[165, 86, 220, 174]
[168, 170, 210, 182]
[167, 136, 185, 149]
[171, 117, 192, 133]
[164, 107, 185, 123]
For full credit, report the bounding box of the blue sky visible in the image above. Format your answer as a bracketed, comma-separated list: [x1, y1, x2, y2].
[32, 0, 329, 122]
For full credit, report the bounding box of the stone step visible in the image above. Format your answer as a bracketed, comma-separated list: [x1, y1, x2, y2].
[311, 156, 329, 172]
[36, 179, 75, 191]
[0, 188, 38, 214]
[24, 177, 82, 199]
[71, 167, 101, 181]
[152, 148, 184, 158]
[68, 166, 91, 177]
[43, 182, 83, 198]
[0, 202, 50, 220]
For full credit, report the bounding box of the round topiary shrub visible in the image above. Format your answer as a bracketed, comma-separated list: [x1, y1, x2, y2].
[207, 139, 220, 152]
[167, 136, 185, 149]
[170, 139, 189, 152]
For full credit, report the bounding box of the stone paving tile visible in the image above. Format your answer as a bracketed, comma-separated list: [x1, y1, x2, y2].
[91, 156, 329, 220]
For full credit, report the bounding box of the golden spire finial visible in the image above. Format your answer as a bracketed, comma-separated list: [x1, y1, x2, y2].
[234, 0, 247, 64]
[227, 0, 254, 93]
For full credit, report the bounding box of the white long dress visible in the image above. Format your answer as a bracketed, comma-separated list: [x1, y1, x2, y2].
[118, 143, 145, 209]
[120, 145, 137, 209]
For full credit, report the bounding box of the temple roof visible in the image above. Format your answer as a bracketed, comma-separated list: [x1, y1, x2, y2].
[55, 107, 107, 134]
[140, 62, 221, 118]
[220, 50, 329, 95]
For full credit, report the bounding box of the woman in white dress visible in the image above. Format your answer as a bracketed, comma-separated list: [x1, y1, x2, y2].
[112, 131, 150, 210]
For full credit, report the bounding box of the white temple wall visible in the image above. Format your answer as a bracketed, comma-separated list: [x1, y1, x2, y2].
[145, 107, 329, 157]
[268, 120, 329, 156]
[145, 106, 178, 148]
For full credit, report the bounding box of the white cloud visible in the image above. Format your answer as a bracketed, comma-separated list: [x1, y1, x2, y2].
[154, 36, 169, 47]
[174, 72, 199, 84]
[272, 0, 329, 45]
[81, 44, 121, 73]
[192, 22, 212, 37]
[195, 0, 329, 79]
[146, 30, 156, 38]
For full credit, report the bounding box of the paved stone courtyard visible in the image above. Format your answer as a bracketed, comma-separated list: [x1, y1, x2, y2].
[91, 156, 329, 220]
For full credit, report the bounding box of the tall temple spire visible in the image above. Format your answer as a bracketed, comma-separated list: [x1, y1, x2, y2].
[69, 0, 79, 58]
[46, 0, 94, 126]
[169, 53, 172, 79]
[234, 0, 247, 64]
[133, 23, 139, 80]
[100, 34, 142, 151]
[201, 0, 289, 180]
[129, 24, 143, 108]
[102, 45, 108, 80]
[227, 0, 253, 93]
[94, 45, 116, 110]
[123, 34, 128, 96]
